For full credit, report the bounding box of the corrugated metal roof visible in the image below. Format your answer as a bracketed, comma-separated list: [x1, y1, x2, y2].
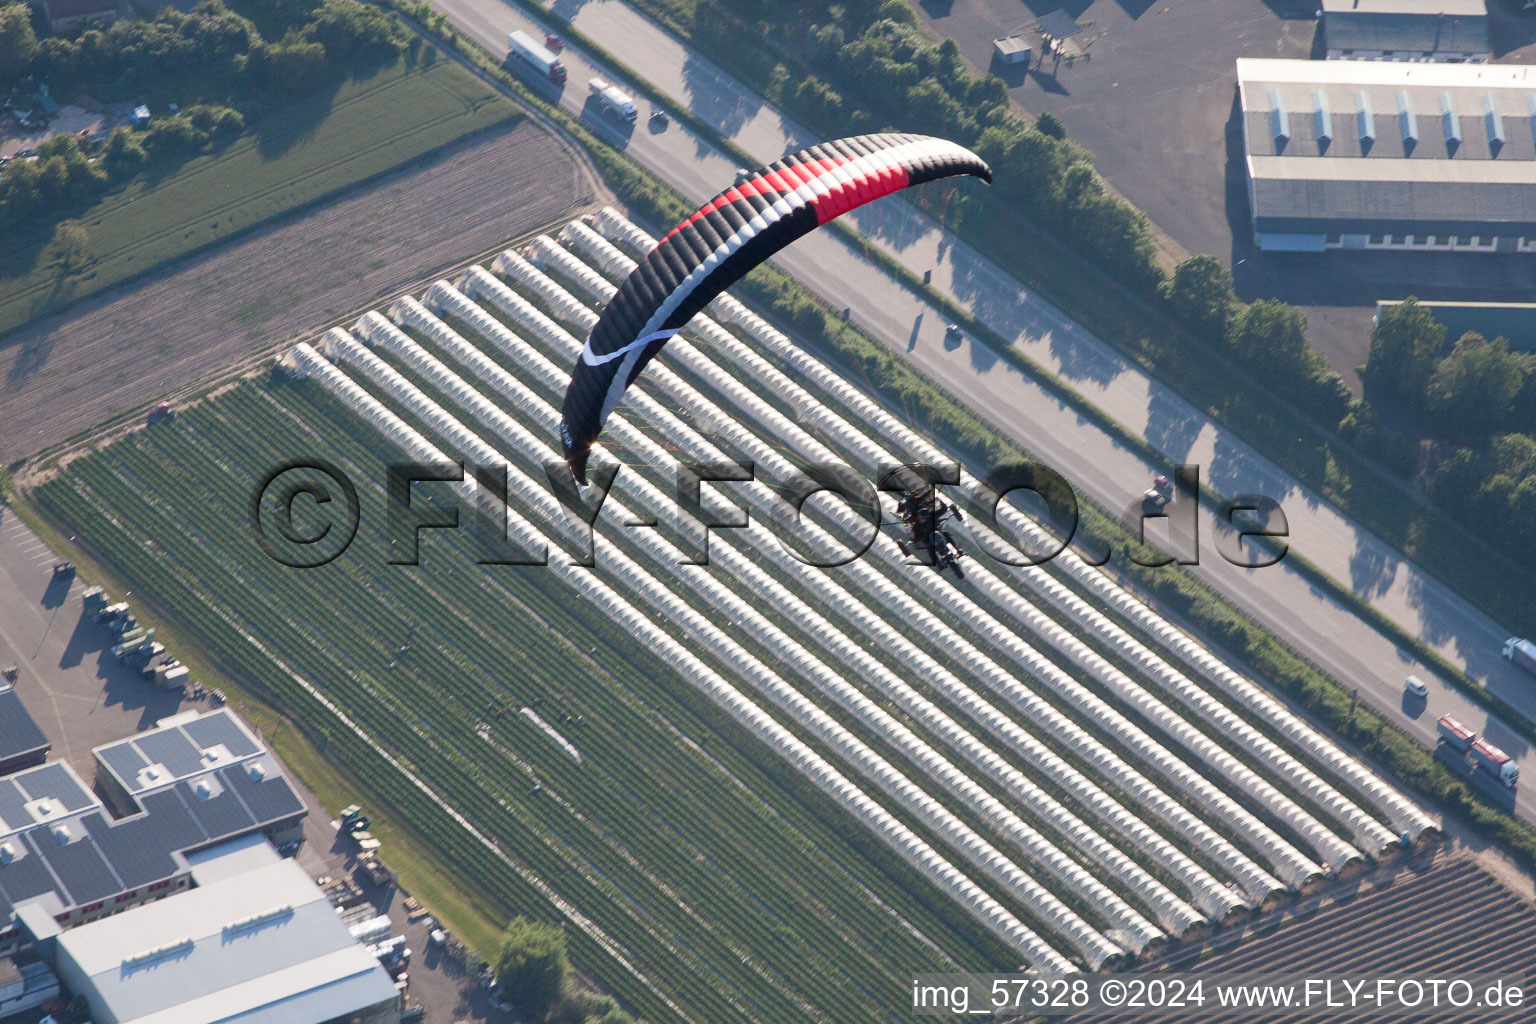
[127, 947, 399, 1024]
[1239, 59, 1536, 227]
[58, 858, 394, 1024]
[1323, 10, 1489, 56]
[1240, 58, 1535, 89]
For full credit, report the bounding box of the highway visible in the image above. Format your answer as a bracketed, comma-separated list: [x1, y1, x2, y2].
[427, 0, 1536, 819]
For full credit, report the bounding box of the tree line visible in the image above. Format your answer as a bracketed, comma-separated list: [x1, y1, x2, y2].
[0, 0, 403, 229]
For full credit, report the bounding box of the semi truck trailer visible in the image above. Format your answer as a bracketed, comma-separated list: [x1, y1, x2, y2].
[588, 77, 638, 121]
[1503, 636, 1536, 677]
[506, 30, 567, 83]
[1469, 738, 1520, 788]
[1438, 716, 1519, 787]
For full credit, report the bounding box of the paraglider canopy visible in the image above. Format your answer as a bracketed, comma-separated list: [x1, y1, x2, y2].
[558, 132, 992, 483]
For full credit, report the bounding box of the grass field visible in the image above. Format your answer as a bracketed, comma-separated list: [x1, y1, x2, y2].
[0, 53, 518, 337]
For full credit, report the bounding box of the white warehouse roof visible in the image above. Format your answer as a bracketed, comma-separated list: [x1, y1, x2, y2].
[1237, 58, 1536, 237]
[54, 853, 398, 1024]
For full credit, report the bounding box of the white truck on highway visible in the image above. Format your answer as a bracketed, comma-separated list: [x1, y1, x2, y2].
[506, 30, 566, 84]
[588, 77, 637, 122]
[1470, 738, 1520, 788]
[1503, 636, 1536, 677]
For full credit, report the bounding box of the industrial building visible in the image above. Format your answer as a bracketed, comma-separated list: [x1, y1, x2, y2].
[36, 0, 120, 32]
[0, 710, 306, 958]
[1320, 0, 1490, 64]
[1375, 299, 1536, 350]
[1237, 59, 1536, 252]
[51, 836, 400, 1024]
[0, 686, 50, 776]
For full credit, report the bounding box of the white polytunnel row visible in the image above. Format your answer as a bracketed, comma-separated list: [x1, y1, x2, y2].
[588, 208, 1437, 846]
[329, 318, 1130, 969]
[524, 235, 1339, 889]
[418, 280, 1246, 929]
[561, 219, 1398, 861]
[573, 216, 1439, 852]
[369, 297, 1183, 952]
[277, 205, 1440, 971]
[556, 220, 1389, 868]
[457, 264, 1286, 910]
[289, 337, 1078, 974]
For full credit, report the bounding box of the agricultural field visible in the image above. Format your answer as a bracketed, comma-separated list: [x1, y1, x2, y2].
[23, 210, 1460, 1022]
[1080, 857, 1536, 1023]
[0, 120, 589, 464]
[0, 53, 518, 338]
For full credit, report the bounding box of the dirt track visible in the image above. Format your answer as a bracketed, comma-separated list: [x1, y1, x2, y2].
[1, 118, 601, 464]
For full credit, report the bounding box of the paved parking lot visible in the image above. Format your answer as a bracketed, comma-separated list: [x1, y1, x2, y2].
[0, 502, 192, 775]
[292, 804, 497, 1024]
[916, 0, 1317, 266]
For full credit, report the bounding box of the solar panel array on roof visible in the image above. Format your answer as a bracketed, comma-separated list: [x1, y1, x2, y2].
[17, 764, 93, 813]
[38, 837, 121, 907]
[221, 762, 305, 825]
[0, 844, 65, 916]
[133, 730, 204, 781]
[0, 713, 310, 929]
[0, 784, 32, 835]
[82, 811, 182, 891]
[0, 691, 49, 771]
[178, 779, 260, 842]
[182, 712, 260, 759]
[94, 744, 146, 793]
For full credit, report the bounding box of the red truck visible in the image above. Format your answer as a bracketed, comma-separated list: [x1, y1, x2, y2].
[507, 30, 567, 84]
[1438, 716, 1519, 788]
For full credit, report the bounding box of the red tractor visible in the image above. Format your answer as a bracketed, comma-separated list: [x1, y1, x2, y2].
[147, 402, 174, 426]
[545, 32, 564, 51]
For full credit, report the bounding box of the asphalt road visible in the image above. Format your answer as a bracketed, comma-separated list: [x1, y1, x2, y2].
[425, 0, 1536, 819]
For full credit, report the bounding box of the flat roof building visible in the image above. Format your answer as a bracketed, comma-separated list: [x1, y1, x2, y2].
[0, 686, 50, 776]
[0, 711, 305, 956]
[1321, 0, 1490, 64]
[1375, 299, 1536, 350]
[38, 0, 120, 32]
[1238, 58, 1536, 253]
[53, 842, 399, 1024]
